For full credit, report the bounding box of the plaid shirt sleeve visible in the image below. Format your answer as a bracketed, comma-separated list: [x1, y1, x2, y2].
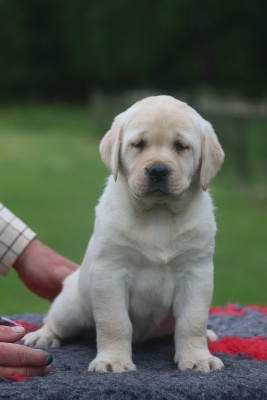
[0, 203, 36, 276]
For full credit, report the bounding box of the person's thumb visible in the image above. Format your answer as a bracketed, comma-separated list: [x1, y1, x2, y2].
[0, 325, 25, 343]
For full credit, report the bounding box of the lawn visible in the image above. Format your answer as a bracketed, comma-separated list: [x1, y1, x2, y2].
[0, 105, 266, 315]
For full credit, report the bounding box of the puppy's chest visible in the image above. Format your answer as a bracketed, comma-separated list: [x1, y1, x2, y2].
[129, 264, 177, 310]
[122, 215, 192, 266]
[117, 218, 185, 311]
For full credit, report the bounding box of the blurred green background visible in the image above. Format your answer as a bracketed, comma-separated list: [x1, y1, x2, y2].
[0, 1, 266, 314]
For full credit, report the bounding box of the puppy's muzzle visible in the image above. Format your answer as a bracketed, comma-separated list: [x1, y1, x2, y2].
[147, 164, 170, 184]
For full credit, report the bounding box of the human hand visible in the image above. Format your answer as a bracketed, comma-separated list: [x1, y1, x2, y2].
[13, 240, 79, 301]
[0, 325, 52, 377]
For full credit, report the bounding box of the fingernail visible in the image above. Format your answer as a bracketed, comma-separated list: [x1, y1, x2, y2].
[42, 351, 53, 366]
[11, 326, 25, 334]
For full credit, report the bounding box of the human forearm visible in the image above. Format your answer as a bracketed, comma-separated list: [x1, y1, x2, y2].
[13, 239, 79, 301]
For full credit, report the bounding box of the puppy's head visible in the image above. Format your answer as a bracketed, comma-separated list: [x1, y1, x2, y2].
[100, 96, 224, 202]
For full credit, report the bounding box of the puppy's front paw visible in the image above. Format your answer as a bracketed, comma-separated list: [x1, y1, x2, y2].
[178, 355, 224, 373]
[88, 355, 136, 373]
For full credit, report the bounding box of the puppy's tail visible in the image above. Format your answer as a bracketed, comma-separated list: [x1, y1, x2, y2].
[207, 329, 218, 342]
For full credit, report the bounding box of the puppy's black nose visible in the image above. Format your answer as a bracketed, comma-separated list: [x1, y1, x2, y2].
[148, 165, 169, 182]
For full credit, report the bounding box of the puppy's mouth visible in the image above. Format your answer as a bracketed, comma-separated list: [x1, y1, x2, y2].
[146, 188, 168, 197]
[145, 179, 170, 198]
[128, 175, 188, 201]
[130, 185, 170, 201]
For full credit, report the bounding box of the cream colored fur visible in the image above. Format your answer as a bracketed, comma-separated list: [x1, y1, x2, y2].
[24, 96, 224, 373]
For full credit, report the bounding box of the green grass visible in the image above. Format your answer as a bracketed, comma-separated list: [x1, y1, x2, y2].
[212, 183, 266, 305]
[0, 105, 266, 315]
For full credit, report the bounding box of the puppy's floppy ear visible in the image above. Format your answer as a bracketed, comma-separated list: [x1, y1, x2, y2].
[200, 121, 225, 191]
[99, 119, 123, 181]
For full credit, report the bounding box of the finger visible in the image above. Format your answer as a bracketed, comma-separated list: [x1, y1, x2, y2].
[67, 261, 79, 272]
[0, 325, 25, 343]
[0, 365, 52, 378]
[54, 264, 77, 283]
[0, 343, 53, 367]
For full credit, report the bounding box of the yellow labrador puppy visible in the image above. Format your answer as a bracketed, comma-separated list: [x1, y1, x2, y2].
[24, 95, 225, 373]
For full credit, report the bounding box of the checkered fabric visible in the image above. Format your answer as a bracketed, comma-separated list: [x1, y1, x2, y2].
[0, 203, 36, 276]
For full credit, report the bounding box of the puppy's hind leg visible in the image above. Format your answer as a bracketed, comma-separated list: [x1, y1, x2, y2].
[24, 270, 92, 348]
[24, 320, 61, 348]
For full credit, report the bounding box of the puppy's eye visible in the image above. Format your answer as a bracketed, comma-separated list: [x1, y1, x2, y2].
[133, 140, 145, 149]
[174, 141, 189, 152]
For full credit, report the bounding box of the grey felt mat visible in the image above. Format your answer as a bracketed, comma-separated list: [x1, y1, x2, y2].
[0, 307, 266, 400]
